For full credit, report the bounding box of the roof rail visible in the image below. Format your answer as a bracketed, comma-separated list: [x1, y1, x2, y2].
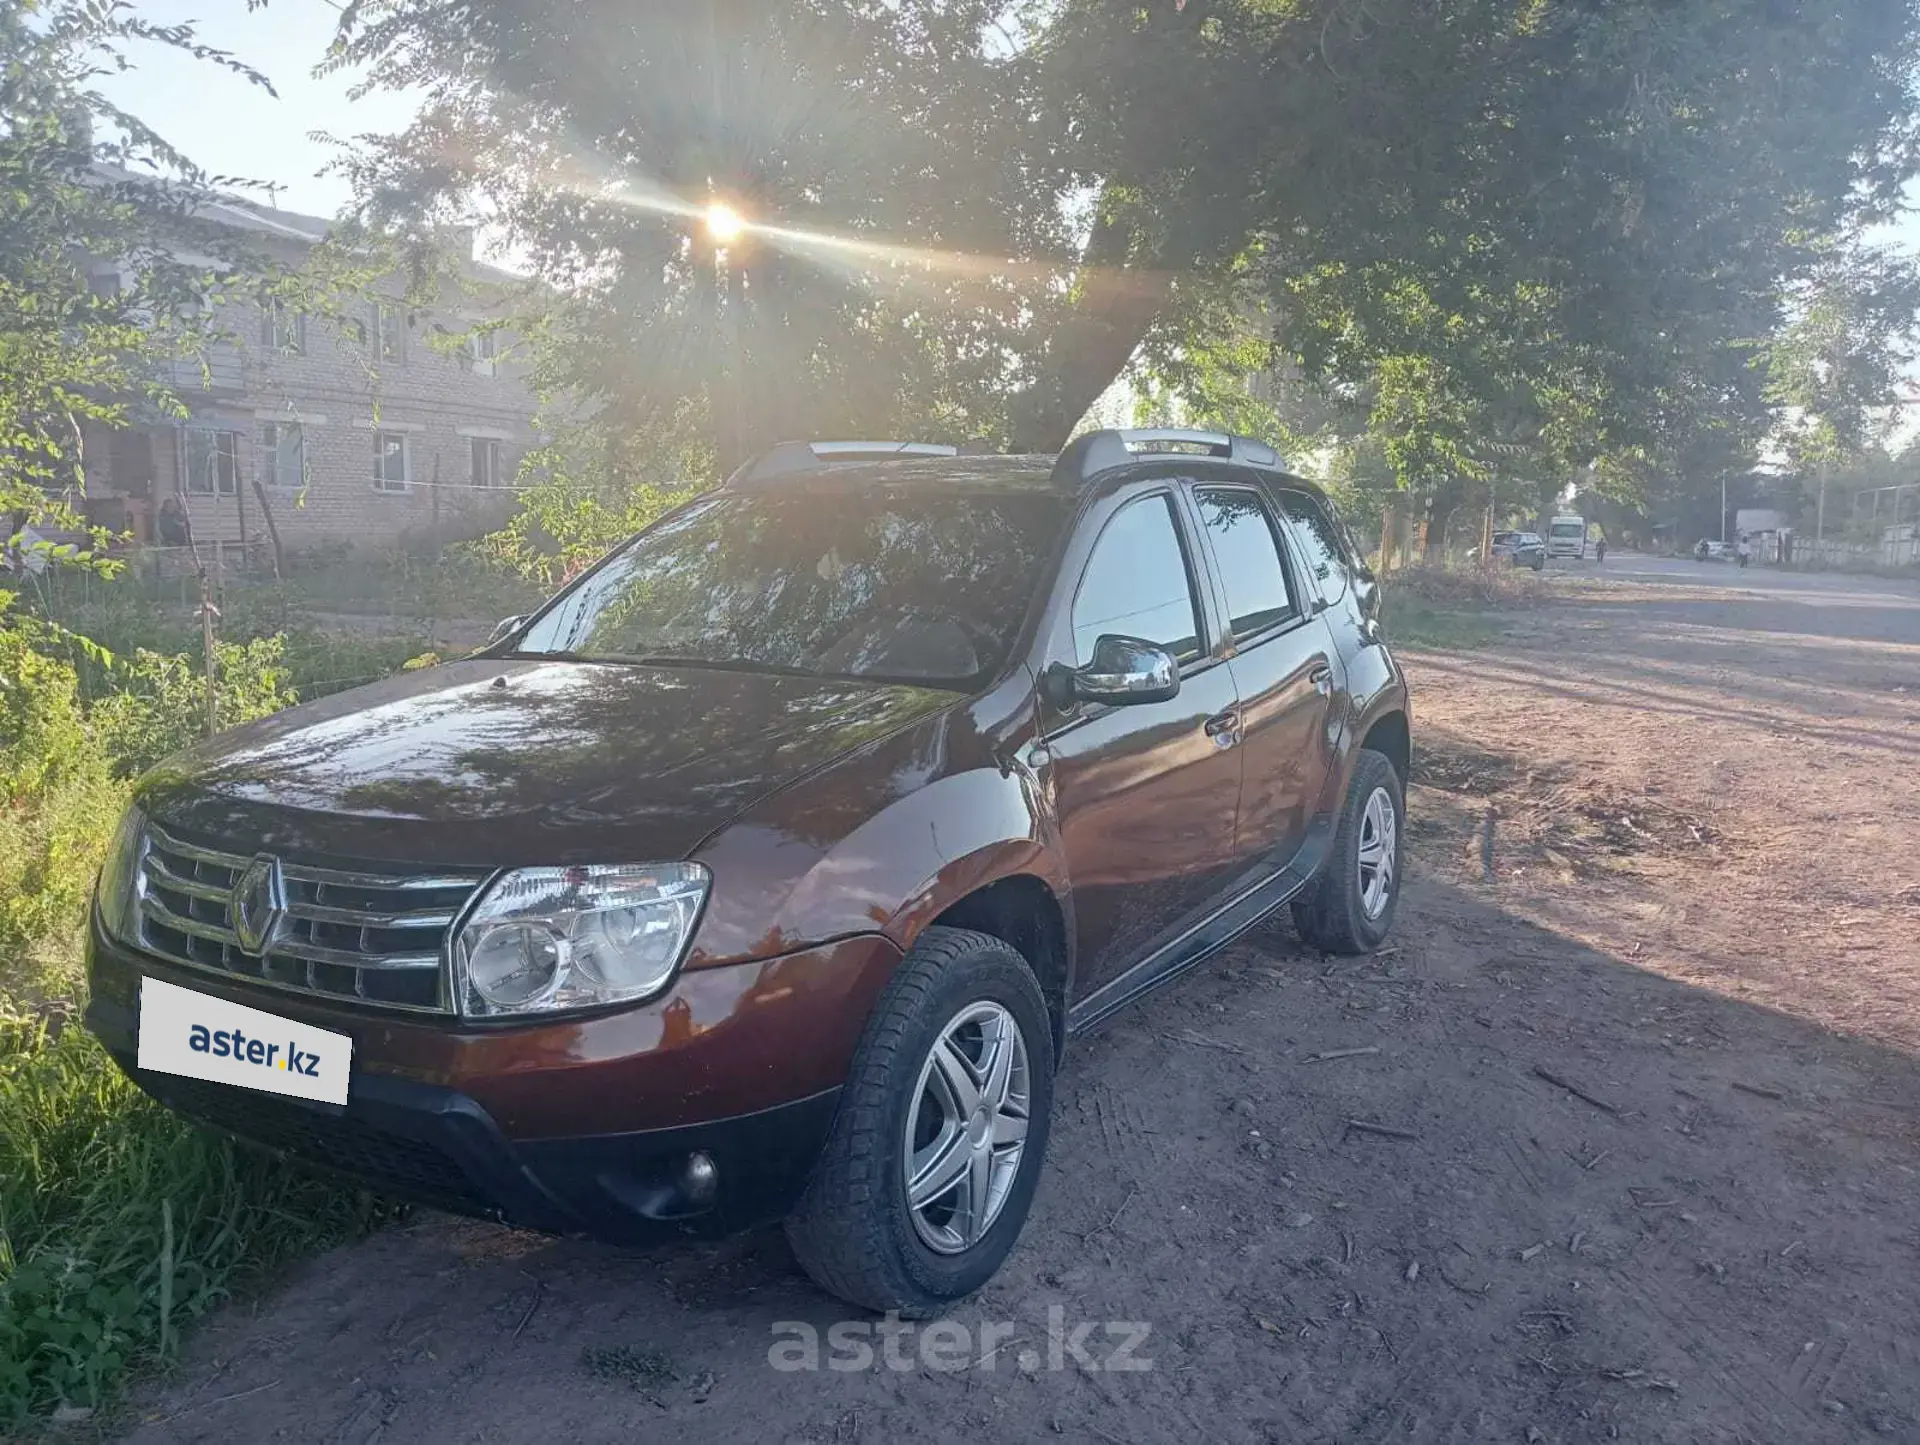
[1050, 427, 1284, 488]
[724, 439, 959, 487]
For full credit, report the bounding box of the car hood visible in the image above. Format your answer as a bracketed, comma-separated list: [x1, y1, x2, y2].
[138, 658, 958, 867]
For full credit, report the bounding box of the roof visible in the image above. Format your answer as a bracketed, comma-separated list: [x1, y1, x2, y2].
[90, 164, 525, 285]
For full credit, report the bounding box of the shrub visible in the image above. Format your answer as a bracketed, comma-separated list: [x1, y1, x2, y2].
[0, 593, 395, 1428]
[0, 611, 123, 995]
[1383, 560, 1547, 610]
[91, 636, 297, 779]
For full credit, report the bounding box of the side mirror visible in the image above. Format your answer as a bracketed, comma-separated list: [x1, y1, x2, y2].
[488, 615, 527, 646]
[1065, 634, 1179, 706]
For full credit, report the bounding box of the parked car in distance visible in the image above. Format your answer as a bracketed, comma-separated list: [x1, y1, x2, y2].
[1694, 538, 1734, 561]
[86, 428, 1411, 1316]
[1489, 530, 1547, 570]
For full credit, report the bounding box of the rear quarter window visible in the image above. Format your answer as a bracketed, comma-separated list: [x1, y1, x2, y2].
[1274, 488, 1357, 604]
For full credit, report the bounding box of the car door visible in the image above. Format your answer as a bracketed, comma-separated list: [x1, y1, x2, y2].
[1189, 482, 1342, 882]
[1038, 484, 1244, 1002]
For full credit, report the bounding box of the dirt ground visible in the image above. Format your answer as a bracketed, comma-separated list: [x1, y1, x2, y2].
[114, 556, 1920, 1445]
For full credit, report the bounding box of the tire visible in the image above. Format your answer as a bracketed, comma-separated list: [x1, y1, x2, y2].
[1292, 749, 1405, 955]
[783, 926, 1055, 1316]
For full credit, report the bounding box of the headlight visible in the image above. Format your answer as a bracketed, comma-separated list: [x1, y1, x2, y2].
[96, 804, 147, 945]
[451, 863, 709, 1018]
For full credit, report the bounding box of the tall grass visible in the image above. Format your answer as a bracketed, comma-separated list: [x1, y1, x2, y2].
[0, 1014, 383, 1425]
[0, 585, 395, 1427]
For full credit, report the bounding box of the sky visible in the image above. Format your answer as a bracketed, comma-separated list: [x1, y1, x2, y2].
[96, 0, 417, 219]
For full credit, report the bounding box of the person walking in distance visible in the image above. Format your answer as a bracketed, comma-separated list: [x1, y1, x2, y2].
[1594, 532, 1607, 564]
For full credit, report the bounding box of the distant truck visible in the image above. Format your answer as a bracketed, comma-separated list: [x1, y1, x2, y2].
[1546, 514, 1587, 559]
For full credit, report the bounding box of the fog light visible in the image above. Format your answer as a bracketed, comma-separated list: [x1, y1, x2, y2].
[680, 1150, 718, 1204]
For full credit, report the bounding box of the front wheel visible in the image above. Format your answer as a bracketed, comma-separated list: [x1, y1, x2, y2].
[1293, 749, 1405, 954]
[784, 926, 1054, 1316]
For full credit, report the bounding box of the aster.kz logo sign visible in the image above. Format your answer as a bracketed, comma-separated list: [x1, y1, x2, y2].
[137, 976, 352, 1105]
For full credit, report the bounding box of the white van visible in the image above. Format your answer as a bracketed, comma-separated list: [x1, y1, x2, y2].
[1546, 514, 1586, 559]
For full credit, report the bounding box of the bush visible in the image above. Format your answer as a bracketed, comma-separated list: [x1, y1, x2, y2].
[91, 637, 297, 779]
[0, 592, 393, 1428]
[1376, 562, 1542, 650]
[0, 1013, 381, 1426]
[464, 470, 693, 587]
[1382, 560, 1547, 609]
[0, 613, 123, 995]
[277, 544, 543, 624]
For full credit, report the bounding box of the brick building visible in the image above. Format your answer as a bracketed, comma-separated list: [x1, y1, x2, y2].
[80, 194, 540, 560]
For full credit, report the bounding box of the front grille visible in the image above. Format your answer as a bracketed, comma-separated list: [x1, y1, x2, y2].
[155, 1074, 487, 1211]
[136, 822, 486, 1014]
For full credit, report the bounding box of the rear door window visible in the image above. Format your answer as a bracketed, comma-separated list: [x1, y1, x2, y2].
[1194, 487, 1298, 640]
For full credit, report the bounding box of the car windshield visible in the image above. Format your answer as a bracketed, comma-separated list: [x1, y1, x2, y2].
[513, 486, 1074, 686]
[1550, 522, 1583, 538]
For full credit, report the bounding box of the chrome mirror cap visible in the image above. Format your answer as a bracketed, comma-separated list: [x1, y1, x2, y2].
[1071, 635, 1179, 705]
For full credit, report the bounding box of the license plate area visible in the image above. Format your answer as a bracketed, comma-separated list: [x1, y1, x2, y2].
[137, 976, 353, 1106]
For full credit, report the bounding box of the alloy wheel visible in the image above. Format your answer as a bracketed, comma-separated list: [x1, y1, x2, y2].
[902, 1001, 1032, 1255]
[1358, 785, 1398, 920]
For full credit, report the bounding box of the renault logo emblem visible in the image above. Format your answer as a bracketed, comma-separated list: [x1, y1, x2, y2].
[231, 855, 285, 955]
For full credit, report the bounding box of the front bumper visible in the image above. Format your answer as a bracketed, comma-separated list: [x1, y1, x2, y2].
[86, 921, 901, 1242]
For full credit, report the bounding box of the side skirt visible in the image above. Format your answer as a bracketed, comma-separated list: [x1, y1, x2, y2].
[1064, 816, 1337, 1037]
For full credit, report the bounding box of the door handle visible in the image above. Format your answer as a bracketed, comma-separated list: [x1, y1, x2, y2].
[1309, 664, 1333, 692]
[1203, 709, 1241, 742]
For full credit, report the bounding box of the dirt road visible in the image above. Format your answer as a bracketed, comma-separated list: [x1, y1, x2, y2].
[119, 559, 1920, 1444]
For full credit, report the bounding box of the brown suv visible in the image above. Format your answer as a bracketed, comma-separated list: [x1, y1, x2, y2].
[86, 429, 1410, 1314]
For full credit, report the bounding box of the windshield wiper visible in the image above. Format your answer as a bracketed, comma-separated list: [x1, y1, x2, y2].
[505, 648, 625, 665]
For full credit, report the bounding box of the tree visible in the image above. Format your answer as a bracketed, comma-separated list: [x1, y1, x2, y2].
[322, 0, 1920, 502]
[1761, 235, 1920, 537]
[322, 1, 1066, 476]
[0, 0, 277, 550]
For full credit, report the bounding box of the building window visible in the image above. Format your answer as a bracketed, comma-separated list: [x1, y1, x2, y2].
[371, 301, 407, 363]
[261, 422, 305, 490]
[184, 429, 240, 497]
[373, 431, 411, 493]
[464, 329, 499, 376]
[87, 270, 123, 300]
[470, 438, 506, 489]
[261, 301, 306, 354]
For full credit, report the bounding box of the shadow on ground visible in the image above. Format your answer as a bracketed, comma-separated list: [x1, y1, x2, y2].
[120, 877, 1920, 1445]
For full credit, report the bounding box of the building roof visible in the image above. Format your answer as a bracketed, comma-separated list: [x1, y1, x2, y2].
[92, 164, 524, 284]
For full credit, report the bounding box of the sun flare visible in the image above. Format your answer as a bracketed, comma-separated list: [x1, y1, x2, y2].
[705, 201, 746, 244]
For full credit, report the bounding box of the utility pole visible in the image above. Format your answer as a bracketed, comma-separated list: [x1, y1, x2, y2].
[1816, 458, 1828, 546]
[1720, 474, 1728, 544]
